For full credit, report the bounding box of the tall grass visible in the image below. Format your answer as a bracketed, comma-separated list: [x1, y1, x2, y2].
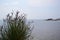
[0, 11, 33, 40]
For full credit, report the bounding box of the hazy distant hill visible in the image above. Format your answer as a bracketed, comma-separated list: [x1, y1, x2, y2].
[45, 18, 60, 21]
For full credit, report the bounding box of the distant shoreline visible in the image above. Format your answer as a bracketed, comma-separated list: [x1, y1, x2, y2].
[45, 18, 60, 21]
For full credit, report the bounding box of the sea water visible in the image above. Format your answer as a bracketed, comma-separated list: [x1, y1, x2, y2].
[32, 20, 60, 40]
[0, 20, 60, 40]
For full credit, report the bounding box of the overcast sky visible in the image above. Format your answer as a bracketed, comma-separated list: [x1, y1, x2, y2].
[0, 0, 60, 19]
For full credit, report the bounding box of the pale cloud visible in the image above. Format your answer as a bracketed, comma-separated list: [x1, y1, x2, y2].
[4, 1, 19, 5]
[0, 0, 22, 6]
[0, 0, 59, 19]
[2, 1, 20, 6]
[27, 0, 55, 7]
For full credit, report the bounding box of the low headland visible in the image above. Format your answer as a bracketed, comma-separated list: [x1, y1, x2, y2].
[45, 18, 60, 21]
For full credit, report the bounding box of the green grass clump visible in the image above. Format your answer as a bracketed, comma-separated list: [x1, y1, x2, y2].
[0, 11, 33, 40]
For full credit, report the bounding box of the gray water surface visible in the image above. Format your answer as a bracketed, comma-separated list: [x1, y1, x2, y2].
[32, 20, 60, 40]
[0, 20, 60, 40]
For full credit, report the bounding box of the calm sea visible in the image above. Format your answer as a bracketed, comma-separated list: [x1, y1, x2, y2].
[0, 20, 60, 40]
[31, 20, 60, 40]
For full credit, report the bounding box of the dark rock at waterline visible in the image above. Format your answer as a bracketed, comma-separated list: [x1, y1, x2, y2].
[45, 18, 53, 21]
